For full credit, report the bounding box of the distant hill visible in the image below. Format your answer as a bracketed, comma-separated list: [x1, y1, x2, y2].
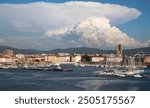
[0, 46, 42, 54]
[0, 45, 149, 54]
[123, 47, 150, 54]
[46, 47, 114, 54]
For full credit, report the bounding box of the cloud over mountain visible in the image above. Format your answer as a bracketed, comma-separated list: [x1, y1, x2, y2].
[0, 1, 144, 49]
[46, 16, 143, 49]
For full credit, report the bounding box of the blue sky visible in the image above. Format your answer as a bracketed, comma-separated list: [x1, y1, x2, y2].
[0, 0, 149, 50]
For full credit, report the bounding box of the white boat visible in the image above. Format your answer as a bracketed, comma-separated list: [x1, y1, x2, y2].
[125, 70, 141, 76]
[0, 66, 9, 69]
[124, 66, 144, 76]
[79, 64, 86, 67]
[133, 74, 142, 78]
[142, 66, 147, 68]
[94, 69, 125, 77]
[117, 74, 126, 77]
[94, 68, 144, 77]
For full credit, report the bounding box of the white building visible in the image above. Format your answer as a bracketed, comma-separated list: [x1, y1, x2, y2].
[0, 58, 6, 63]
[71, 54, 81, 63]
[91, 56, 105, 63]
[106, 54, 123, 63]
[0, 58, 16, 63]
[16, 54, 25, 59]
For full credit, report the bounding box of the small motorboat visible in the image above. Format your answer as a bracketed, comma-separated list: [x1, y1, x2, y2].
[133, 74, 142, 78]
[49, 65, 73, 72]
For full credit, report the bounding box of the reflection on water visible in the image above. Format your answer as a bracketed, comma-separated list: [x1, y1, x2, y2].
[76, 79, 143, 91]
[0, 67, 150, 91]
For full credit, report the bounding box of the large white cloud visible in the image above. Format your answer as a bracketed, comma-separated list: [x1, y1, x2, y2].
[46, 16, 143, 49]
[146, 40, 150, 47]
[0, 1, 141, 33]
[0, 1, 145, 49]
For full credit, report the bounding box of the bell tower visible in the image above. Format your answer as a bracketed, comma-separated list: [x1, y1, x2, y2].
[116, 44, 122, 57]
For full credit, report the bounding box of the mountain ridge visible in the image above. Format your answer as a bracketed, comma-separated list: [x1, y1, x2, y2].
[0, 45, 149, 54]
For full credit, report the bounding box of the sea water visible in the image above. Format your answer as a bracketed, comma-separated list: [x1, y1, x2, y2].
[0, 67, 150, 91]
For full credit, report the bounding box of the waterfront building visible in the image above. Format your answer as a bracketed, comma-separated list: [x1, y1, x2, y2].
[0, 58, 6, 63]
[56, 55, 70, 63]
[45, 55, 57, 63]
[45, 54, 71, 63]
[106, 54, 123, 66]
[0, 57, 16, 65]
[16, 54, 25, 59]
[90, 55, 105, 63]
[144, 56, 150, 66]
[70, 54, 81, 63]
[2, 49, 13, 55]
[4, 58, 14, 63]
[0, 49, 14, 58]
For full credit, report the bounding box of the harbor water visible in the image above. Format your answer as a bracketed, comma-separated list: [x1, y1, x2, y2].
[0, 66, 150, 91]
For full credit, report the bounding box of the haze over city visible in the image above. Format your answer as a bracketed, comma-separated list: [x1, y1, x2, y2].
[0, 0, 150, 50]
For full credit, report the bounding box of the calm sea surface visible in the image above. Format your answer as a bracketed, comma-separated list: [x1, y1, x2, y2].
[0, 66, 150, 91]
